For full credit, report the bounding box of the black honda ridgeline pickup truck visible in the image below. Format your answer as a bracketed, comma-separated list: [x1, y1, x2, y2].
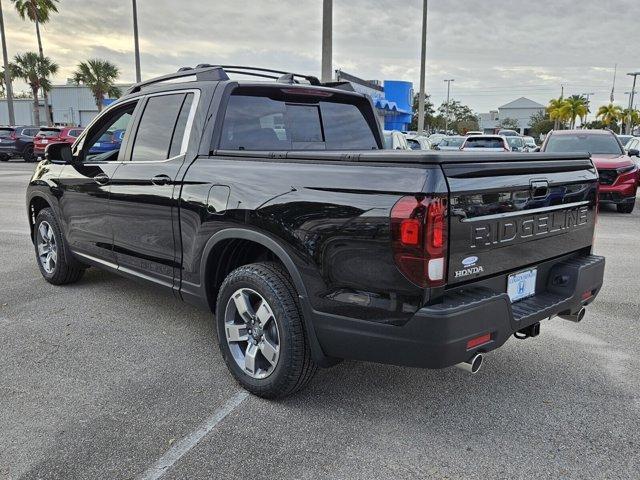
[27, 66, 605, 398]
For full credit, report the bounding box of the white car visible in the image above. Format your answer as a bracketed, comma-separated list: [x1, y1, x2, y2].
[522, 135, 538, 152]
[465, 131, 483, 136]
[460, 135, 511, 152]
[498, 129, 519, 137]
[435, 136, 465, 151]
[383, 130, 410, 150]
[405, 134, 431, 150]
[428, 133, 447, 145]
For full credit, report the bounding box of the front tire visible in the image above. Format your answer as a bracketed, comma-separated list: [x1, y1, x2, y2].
[617, 201, 635, 214]
[34, 208, 85, 285]
[216, 262, 317, 399]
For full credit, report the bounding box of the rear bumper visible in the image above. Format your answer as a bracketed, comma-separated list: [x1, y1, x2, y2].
[312, 254, 605, 369]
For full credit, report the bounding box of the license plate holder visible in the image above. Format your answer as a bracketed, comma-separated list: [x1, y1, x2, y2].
[507, 268, 537, 303]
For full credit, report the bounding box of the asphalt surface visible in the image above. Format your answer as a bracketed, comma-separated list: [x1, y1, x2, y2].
[1, 160, 639, 480]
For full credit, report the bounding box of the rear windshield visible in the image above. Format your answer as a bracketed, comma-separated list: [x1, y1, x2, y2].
[464, 137, 504, 148]
[0, 128, 13, 138]
[545, 134, 622, 155]
[440, 137, 463, 147]
[407, 138, 421, 150]
[219, 91, 379, 151]
[506, 137, 524, 147]
[38, 129, 62, 138]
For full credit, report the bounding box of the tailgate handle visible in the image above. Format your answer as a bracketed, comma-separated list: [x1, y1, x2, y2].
[530, 180, 549, 199]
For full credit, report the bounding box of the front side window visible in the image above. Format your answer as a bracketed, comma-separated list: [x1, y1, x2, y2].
[131, 93, 193, 161]
[219, 92, 378, 151]
[82, 102, 137, 162]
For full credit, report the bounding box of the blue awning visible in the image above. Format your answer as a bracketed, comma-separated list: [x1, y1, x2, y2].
[374, 98, 411, 115]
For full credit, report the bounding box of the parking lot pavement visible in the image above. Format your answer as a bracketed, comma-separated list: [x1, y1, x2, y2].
[1, 160, 639, 480]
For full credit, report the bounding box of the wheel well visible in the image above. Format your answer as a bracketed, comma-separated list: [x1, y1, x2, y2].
[205, 238, 283, 310]
[29, 197, 51, 240]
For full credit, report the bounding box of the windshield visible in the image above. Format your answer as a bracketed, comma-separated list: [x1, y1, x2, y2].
[464, 137, 505, 149]
[507, 137, 523, 147]
[440, 137, 463, 147]
[407, 138, 421, 150]
[38, 129, 62, 138]
[545, 134, 622, 154]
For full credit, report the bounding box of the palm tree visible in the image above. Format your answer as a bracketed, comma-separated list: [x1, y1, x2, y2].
[9, 51, 57, 125]
[547, 98, 569, 130]
[73, 59, 121, 112]
[560, 95, 588, 129]
[622, 108, 640, 134]
[596, 104, 623, 129]
[11, 0, 59, 125]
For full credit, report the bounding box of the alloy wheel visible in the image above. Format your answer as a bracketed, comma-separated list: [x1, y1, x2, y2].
[37, 221, 58, 274]
[224, 288, 281, 379]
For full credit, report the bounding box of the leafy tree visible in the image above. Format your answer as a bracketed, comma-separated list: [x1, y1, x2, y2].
[596, 103, 623, 129]
[497, 117, 519, 130]
[621, 108, 640, 134]
[559, 95, 588, 129]
[409, 93, 435, 132]
[436, 100, 479, 134]
[73, 59, 121, 111]
[10, 52, 58, 126]
[11, 0, 59, 125]
[528, 110, 555, 139]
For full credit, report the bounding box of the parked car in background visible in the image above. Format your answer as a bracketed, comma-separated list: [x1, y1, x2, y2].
[383, 130, 410, 150]
[461, 135, 510, 152]
[435, 135, 465, 151]
[542, 129, 638, 213]
[88, 129, 125, 154]
[506, 136, 527, 152]
[404, 134, 431, 150]
[523, 136, 538, 152]
[33, 127, 84, 158]
[498, 129, 519, 137]
[0, 126, 40, 162]
[622, 137, 640, 176]
[616, 135, 634, 147]
[465, 131, 483, 136]
[428, 133, 446, 145]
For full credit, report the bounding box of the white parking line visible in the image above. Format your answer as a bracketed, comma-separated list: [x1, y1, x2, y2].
[138, 390, 249, 480]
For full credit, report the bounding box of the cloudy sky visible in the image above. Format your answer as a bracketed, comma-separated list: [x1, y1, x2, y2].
[3, 0, 638, 117]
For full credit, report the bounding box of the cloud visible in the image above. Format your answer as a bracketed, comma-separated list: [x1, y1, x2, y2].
[3, 0, 639, 113]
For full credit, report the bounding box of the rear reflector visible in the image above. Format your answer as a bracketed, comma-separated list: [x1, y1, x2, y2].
[467, 333, 492, 349]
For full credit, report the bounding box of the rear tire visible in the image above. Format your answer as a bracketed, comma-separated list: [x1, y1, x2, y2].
[216, 262, 317, 399]
[0, 153, 9, 162]
[617, 202, 635, 214]
[23, 145, 36, 163]
[34, 208, 85, 285]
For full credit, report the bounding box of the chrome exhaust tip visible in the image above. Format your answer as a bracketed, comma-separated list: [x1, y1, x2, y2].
[559, 307, 586, 323]
[455, 353, 483, 374]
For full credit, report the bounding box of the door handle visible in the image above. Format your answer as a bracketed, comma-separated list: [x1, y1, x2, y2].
[151, 174, 172, 186]
[94, 173, 110, 185]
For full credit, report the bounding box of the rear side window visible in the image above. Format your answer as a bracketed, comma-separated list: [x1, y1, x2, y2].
[132, 93, 193, 161]
[0, 128, 13, 138]
[69, 129, 83, 137]
[219, 92, 378, 151]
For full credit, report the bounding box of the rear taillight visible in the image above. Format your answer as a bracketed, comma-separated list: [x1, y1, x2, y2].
[390, 195, 448, 288]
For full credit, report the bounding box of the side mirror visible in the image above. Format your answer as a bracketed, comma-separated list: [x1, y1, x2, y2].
[45, 142, 73, 164]
[628, 148, 640, 157]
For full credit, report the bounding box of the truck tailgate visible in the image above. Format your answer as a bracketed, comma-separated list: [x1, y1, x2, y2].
[442, 156, 598, 285]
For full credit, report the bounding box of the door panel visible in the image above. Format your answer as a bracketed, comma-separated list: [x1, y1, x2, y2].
[109, 91, 196, 286]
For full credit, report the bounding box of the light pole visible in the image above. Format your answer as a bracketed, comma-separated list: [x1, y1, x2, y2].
[417, 0, 428, 134]
[132, 0, 141, 83]
[444, 79, 454, 133]
[626, 72, 639, 134]
[321, 0, 333, 83]
[0, 0, 15, 125]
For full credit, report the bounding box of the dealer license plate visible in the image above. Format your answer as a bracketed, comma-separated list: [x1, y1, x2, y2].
[507, 268, 537, 303]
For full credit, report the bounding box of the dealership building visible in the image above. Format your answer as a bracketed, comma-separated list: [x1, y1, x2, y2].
[478, 97, 545, 135]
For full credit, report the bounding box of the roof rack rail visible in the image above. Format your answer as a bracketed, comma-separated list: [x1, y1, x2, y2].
[194, 64, 321, 86]
[124, 66, 230, 95]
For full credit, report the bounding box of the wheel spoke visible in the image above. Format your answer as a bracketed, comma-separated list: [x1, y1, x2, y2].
[38, 223, 48, 240]
[49, 248, 57, 264]
[37, 243, 48, 256]
[46, 253, 55, 272]
[255, 300, 272, 327]
[259, 338, 279, 366]
[232, 290, 254, 323]
[47, 227, 54, 241]
[244, 343, 258, 374]
[225, 323, 249, 342]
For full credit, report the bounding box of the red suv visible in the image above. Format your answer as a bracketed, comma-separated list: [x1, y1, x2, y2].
[33, 127, 84, 159]
[542, 129, 638, 213]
